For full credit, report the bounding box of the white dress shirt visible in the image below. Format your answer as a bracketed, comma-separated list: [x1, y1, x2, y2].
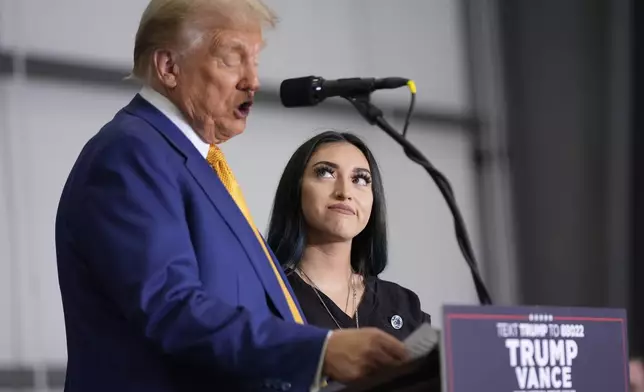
[138, 86, 331, 391]
[139, 86, 210, 158]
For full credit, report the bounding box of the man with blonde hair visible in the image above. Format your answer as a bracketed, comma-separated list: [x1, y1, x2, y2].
[55, 0, 409, 391]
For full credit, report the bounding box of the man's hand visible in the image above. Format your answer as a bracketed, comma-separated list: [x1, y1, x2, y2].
[322, 327, 409, 383]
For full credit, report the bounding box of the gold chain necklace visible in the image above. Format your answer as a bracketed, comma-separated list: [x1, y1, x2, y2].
[298, 269, 359, 329]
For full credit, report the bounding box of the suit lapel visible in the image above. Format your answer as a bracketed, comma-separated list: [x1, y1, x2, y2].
[124, 95, 294, 320]
[260, 235, 308, 323]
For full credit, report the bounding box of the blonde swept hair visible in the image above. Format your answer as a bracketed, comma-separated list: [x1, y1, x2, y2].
[130, 0, 278, 81]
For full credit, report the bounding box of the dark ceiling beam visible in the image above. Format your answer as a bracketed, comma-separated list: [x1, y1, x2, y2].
[0, 50, 478, 132]
[0, 51, 12, 74]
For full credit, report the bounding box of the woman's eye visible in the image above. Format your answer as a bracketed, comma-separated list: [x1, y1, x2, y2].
[314, 167, 334, 178]
[352, 174, 372, 186]
[354, 177, 368, 186]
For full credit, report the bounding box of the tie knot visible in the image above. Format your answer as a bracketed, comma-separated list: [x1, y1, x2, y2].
[206, 144, 236, 197]
[207, 144, 225, 167]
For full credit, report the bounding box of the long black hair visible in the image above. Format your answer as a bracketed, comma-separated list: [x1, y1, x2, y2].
[266, 130, 388, 277]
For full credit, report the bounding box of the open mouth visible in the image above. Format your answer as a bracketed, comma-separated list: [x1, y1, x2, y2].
[235, 100, 253, 118]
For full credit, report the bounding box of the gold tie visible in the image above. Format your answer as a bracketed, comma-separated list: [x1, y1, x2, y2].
[206, 145, 304, 324]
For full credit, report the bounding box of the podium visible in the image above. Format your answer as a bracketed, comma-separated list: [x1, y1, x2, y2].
[337, 348, 441, 392]
[326, 305, 629, 392]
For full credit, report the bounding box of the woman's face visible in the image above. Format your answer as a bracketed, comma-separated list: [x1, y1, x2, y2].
[301, 142, 374, 243]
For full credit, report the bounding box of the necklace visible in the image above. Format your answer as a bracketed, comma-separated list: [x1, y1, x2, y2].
[297, 268, 360, 329]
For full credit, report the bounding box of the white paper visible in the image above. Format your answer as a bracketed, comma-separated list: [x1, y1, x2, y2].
[403, 322, 440, 359]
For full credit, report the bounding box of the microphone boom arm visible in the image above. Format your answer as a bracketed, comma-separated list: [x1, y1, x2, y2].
[345, 93, 493, 306]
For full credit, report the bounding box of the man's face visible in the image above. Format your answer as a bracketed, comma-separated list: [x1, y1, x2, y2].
[167, 26, 264, 144]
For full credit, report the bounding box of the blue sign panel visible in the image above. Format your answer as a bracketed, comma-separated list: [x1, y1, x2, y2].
[442, 305, 629, 392]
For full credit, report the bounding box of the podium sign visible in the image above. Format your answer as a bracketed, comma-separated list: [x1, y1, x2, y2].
[442, 305, 629, 392]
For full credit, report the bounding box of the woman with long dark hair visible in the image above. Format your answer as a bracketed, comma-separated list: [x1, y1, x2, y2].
[267, 131, 430, 340]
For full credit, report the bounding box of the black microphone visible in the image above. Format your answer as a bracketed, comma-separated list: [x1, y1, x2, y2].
[280, 76, 409, 108]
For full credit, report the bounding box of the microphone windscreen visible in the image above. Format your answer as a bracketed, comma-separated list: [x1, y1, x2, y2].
[280, 76, 317, 107]
[375, 77, 409, 89]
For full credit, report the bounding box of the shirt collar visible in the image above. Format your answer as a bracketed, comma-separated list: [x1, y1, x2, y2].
[138, 86, 210, 158]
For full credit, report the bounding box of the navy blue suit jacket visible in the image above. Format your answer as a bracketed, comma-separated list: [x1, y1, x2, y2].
[55, 95, 329, 391]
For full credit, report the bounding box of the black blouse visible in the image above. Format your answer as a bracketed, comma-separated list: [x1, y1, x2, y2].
[287, 271, 431, 341]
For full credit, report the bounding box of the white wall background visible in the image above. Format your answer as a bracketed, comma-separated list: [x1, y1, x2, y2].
[0, 0, 481, 365]
[0, 79, 15, 365]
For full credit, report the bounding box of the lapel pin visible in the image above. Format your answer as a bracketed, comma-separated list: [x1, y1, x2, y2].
[391, 315, 403, 329]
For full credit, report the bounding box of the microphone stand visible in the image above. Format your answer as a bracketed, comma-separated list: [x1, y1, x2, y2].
[345, 94, 493, 306]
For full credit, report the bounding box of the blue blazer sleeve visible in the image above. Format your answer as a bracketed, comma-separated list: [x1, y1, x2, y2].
[70, 132, 328, 387]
